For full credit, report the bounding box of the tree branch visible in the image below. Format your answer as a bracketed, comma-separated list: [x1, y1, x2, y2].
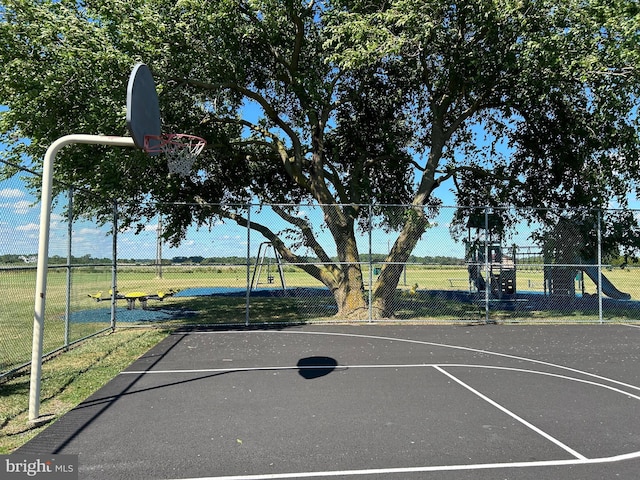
[177, 79, 311, 187]
[184, 78, 302, 153]
[220, 209, 337, 285]
[288, 2, 304, 73]
[321, 163, 350, 204]
[270, 205, 335, 267]
[444, 93, 487, 139]
[447, 164, 525, 195]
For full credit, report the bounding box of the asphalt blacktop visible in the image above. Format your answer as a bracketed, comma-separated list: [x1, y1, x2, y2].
[16, 323, 640, 479]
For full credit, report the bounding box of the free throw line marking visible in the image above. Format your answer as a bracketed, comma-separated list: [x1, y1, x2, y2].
[121, 363, 640, 400]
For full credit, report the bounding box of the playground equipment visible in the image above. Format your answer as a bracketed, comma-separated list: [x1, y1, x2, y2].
[581, 266, 630, 300]
[466, 212, 516, 299]
[539, 218, 631, 299]
[543, 263, 630, 300]
[465, 214, 630, 300]
[88, 289, 177, 310]
[467, 242, 630, 300]
[251, 242, 287, 291]
[467, 243, 517, 299]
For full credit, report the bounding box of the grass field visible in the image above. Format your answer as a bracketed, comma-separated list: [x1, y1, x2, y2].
[2, 263, 640, 376]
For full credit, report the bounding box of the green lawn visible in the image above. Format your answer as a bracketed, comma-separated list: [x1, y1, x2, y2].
[3, 263, 640, 375]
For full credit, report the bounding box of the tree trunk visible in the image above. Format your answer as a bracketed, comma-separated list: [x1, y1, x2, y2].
[372, 208, 430, 318]
[333, 262, 369, 319]
[323, 209, 370, 319]
[370, 125, 445, 317]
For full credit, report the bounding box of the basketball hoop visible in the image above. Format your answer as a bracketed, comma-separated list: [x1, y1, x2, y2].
[144, 133, 207, 177]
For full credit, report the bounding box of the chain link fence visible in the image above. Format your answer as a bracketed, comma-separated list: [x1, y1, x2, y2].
[0, 170, 118, 379]
[2, 172, 640, 378]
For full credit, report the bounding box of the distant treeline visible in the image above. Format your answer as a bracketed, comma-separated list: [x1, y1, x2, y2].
[5, 253, 635, 268]
[170, 254, 467, 265]
[2, 253, 466, 266]
[0, 254, 114, 265]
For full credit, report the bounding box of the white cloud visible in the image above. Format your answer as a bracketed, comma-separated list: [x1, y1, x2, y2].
[0, 188, 25, 198]
[16, 222, 40, 232]
[12, 200, 33, 215]
[76, 227, 102, 236]
[0, 196, 35, 215]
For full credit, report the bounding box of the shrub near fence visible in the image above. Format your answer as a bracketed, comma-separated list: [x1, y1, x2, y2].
[2, 170, 640, 378]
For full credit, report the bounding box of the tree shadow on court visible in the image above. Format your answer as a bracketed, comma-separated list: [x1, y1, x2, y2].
[164, 295, 338, 325]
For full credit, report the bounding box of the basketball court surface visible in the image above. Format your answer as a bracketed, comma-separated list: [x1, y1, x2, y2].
[18, 324, 640, 479]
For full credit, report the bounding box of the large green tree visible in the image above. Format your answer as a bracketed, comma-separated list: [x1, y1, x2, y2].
[1, 0, 639, 317]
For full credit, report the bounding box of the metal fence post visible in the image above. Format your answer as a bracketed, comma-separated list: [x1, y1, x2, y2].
[64, 187, 73, 349]
[245, 204, 251, 326]
[484, 206, 490, 323]
[110, 200, 118, 331]
[156, 214, 163, 279]
[597, 209, 603, 324]
[368, 203, 373, 323]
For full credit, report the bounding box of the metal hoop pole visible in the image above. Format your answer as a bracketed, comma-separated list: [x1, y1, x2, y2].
[29, 135, 135, 422]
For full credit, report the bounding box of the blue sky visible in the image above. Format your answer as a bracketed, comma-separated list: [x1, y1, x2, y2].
[0, 167, 471, 260]
[0, 94, 468, 260]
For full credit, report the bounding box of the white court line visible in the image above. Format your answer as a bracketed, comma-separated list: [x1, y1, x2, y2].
[433, 365, 587, 460]
[191, 329, 640, 393]
[121, 363, 640, 465]
[447, 364, 640, 401]
[120, 363, 640, 400]
[134, 330, 640, 479]
[168, 451, 640, 480]
[623, 323, 640, 329]
[127, 363, 640, 466]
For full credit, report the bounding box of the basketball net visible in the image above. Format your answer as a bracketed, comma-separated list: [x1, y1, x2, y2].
[144, 133, 207, 177]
